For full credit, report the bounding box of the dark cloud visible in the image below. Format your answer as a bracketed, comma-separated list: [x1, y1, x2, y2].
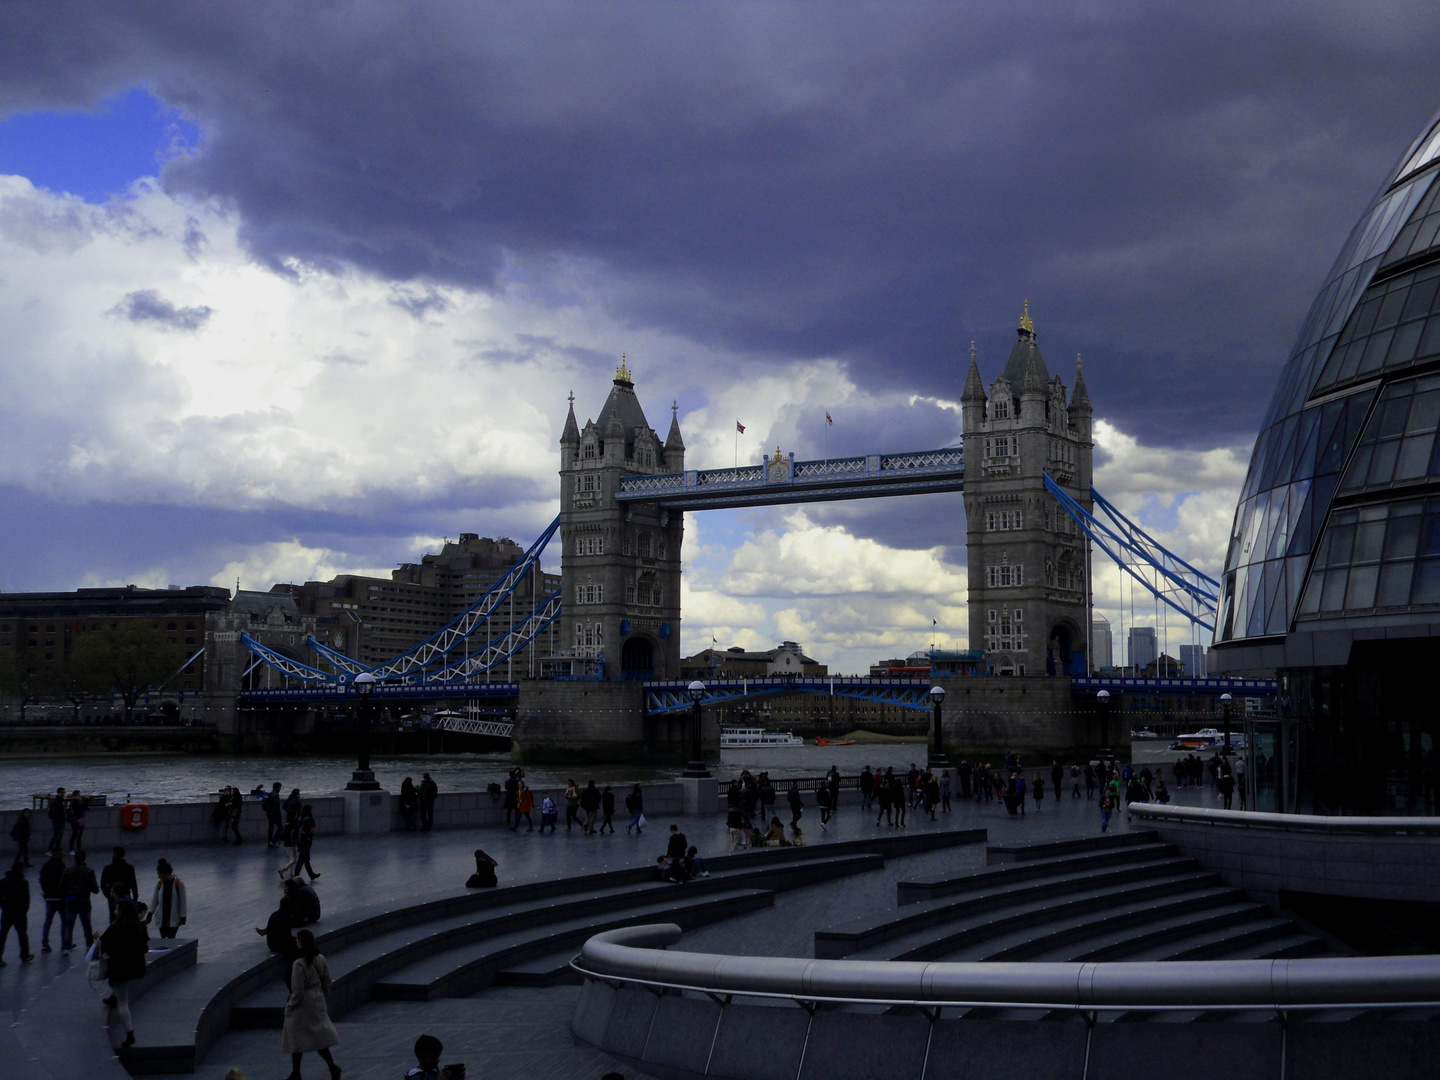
[3, 4, 1440, 442]
[109, 287, 211, 330]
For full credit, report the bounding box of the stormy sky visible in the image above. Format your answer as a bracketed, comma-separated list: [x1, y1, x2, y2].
[1, 2, 1437, 672]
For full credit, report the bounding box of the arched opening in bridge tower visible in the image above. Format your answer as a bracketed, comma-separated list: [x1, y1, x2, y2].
[621, 636, 655, 681]
[1048, 621, 1086, 677]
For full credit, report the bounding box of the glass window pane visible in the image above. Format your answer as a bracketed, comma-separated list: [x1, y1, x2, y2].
[1298, 572, 1324, 615]
[1422, 513, 1440, 556]
[1377, 561, 1414, 606]
[1354, 520, 1386, 562]
[1419, 318, 1440, 360]
[1358, 328, 1396, 374]
[1387, 320, 1426, 368]
[1320, 568, 1349, 610]
[1407, 390, 1440, 432]
[1377, 290, 1407, 329]
[1403, 275, 1440, 320]
[1354, 297, 1383, 337]
[1385, 514, 1422, 559]
[1345, 565, 1378, 608]
[1415, 214, 1440, 254]
[1341, 444, 1372, 489]
[1411, 560, 1440, 605]
[1380, 397, 1412, 437]
[1395, 434, 1434, 480]
[1367, 439, 1400, 484]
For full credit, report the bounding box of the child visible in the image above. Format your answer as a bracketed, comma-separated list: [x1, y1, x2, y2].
[684, 845, 709, 877]
[538, 792, 557, 833]
[406, 1032, 464, 1080]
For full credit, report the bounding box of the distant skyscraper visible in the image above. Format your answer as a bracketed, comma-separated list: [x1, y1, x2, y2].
[1128, 626, 1157, 672]
[1090, 615, 1113, 670]
[1179, 643, 1207, 678]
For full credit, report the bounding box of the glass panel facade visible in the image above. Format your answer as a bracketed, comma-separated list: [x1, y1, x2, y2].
[1313, 264, 1440, 391]
[1338, 373, 1440, 491]
[1294, 496, 1440, 617]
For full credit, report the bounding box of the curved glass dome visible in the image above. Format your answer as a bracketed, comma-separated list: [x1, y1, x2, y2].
[1217, 106, 1440, 644]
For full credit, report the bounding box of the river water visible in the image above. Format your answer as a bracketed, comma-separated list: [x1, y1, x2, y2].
[0, 740, 940, 809]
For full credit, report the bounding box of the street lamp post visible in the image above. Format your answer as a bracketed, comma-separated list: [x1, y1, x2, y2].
[1219, 693, 1234, 757]
[1096, 689, 1112, 761]
[928, 685, 949, 769]
[683, 680, 710, 778]
[347, 672, 381, 791]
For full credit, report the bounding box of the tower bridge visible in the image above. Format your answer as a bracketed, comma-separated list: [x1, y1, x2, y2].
[238, 306, 1268, 758]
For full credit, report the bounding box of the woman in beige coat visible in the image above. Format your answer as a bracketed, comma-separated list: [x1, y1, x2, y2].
[281, 929, 341, 1080]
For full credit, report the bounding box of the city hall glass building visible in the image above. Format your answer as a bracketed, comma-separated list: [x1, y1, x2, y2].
[1213, 106, 1440, 816]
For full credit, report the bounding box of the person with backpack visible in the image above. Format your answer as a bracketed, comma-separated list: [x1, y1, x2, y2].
[100, 847, 139, 921]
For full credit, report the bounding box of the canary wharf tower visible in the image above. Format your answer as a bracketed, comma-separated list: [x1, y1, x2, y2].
[1212, 105, 1440, 815]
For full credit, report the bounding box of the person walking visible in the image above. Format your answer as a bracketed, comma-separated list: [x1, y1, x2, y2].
[580, 781, 601, 834]
[296, 806, 320, 881]
[100, 897, 148, 1048]
[726, 805, 746, 850]
[284, 787, 303, 825]
[859, 767, 874, 810]
[599, 786, 616, 833]
[46, 788, 67, 854]
[1084, 762, 1097, 800]
[145, 859, 187, 939]
[1032, 773, 1045, 812]
[875, 771, 893, 826]
[277, 815, 300, 881]
[940, 770, 952, 813]
[891, 772, 907, 827]
[38, 849, 64, 952]
[563, 779, 580, 832]
[1071, 764, 1082, 799]
[787, 781, 803, 830]
[265, 783, 285, 848]
[282, 929, 342, 1080]
[212, 787, 231, 842]
[1100, 791, 1114, 833]
[226, 786, 245, 845]
[399, 778, 419, 832]
[925, 771, 940, 821]
[418, 773, 438, 832]
[66, 790, 88, 855]
[513, 785, 535, 832]
[0, 859, 33, 965]
[10, 808, 33, 868]
[1235, 756, 1248, 810]
[504, 771, 521, 830]
[1014, 773, 1027, 816]
[538, 792, 557, 833]
[816, 782, 832, 830]
[59, 849, 98, 952]
[624, 785, 645, 834]
[100, 847, 139, 921]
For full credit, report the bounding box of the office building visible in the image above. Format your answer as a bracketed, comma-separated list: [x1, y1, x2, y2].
[1091, 615, 1114, 669]
[1127, 626, 1157, 672]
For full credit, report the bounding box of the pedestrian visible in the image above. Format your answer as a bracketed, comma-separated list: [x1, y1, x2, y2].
[38, 849, 64, 952]
[1219, 769, 1235, 810]
[227, 786, 244, 845]
[925, 771, 940, 820]
[284, 787, 303, 824]
[10, 808, 32, 867]
[282, 928, 342, 1080]
[277, 815, 299, 881]
[624, 785, 645, 834]
[418, 773, 438, 832]
[958, 759, 972, 800]
[265, 783, 285, 847]
[539, 792, 557, 833]
[1155, 776, 1171, 805]
[59, 849, 98, 951]
[100, 897, 148, 1048]
[287, 877, 321, 925]
[907, 763, 921, 808]
[580, 780, 601, 834]
[1033, 773, 1045, 812]
[563, 778, 580, 832]
[256, 895, 298, 985]
[1014, 773, 1027, 816]
[726, 805, 745, 850]
[466, 849, 498, 888]
[504, 771, 521, 829]
[816, 782, 832, 830]
[599, 785, 616, 833]
[296, 805, 320, 881]
[1051, 761, 1064, 804]
[759, 772, 776, 820]
[399, 778, 419, 832]
[0, 859, 33, 965]
[46, 788, 67, 854]
[67, 790, 88, 854]
[100, 847, 139, 922]
[513, 785, 535, 831]
[940, 770, 952, 812]
[145, 859, 187, 939]
[1084, 762, 1096, 800]
[1071, 764, 1082, 799]
[859, 766, 874, 810]
[666, 824, 687, 864]
[787, 780, 803, 830]
[1100, 792, 1114, 833]
[406, 1033, 463, 1080]
[1235, 757, 1248, 810]
[827, 766, 841, 814]
[875, 773, 893, 826]
[212, 787, 231, 842]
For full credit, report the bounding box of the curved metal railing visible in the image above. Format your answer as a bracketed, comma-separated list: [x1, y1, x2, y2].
[574, 924, 1440, 1013]
[1129, 802, 1440, 836]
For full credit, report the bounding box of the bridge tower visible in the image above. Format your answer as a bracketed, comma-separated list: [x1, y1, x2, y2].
[961, 302, 1094, 676]
[558, 359, 685, 680]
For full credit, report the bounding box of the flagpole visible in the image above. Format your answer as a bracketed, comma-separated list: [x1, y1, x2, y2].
[823, 406, 828, 462]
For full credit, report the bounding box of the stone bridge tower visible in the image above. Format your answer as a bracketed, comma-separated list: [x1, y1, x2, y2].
[558, 359, 685, 680]
[961, 303, 1094, 676]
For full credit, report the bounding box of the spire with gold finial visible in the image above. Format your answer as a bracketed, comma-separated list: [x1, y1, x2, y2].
[962, 338, 986, 403]
[615, 353, 633, 385]
[1018, 298, 1034, 335]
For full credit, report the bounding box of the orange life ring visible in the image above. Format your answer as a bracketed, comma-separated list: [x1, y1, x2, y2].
[120, 804, 149, 830]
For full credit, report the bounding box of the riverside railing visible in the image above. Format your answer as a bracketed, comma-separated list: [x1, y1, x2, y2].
[574, 924, 1440, 1013]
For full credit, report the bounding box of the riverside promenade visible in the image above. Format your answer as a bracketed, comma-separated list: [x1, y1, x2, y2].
[1, 778, 1196, 1080]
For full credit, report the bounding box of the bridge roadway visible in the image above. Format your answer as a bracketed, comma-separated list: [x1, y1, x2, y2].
[615, 446, 966, 510]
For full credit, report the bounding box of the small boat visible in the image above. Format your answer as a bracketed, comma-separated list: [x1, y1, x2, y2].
[1129, 728, 1160, 740]
[1175, 727, 1221, 749]
[814, 737, 856, 746]
[720, 727, 804, 748]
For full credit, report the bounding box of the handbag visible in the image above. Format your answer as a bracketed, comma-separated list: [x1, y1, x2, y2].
[86, 940, 109, 983]
[636, 813, 647, 830]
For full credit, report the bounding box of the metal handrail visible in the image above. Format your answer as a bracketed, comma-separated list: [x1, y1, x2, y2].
[1130, 802, 1440, 836]
[575, 925, 1440, 1012]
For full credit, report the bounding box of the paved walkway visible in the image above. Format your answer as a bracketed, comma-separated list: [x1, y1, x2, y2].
[0, 777, 1219, 1079]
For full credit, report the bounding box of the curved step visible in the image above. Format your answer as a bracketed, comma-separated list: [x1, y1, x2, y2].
[898, 842, 1177, 904]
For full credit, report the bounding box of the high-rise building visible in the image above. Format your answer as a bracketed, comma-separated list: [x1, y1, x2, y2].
[1179, 643, 1207, 678]
[962, 304, 1095, 676]
[1127, 626, 1157, 672]
[1090, 615, 1113, 670]
[1211, 103, 1440, 813]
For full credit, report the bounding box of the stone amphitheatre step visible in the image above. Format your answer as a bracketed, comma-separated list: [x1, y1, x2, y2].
[1121, 918, 1316, 962]
[229, 851, 883, 1026]
[1023, 900, 1271, 961]
[816, 854, 1199, 958]
[897, 841, 1178, 904]
[372, 888, 774, 1001]
[845, 869, 1225, 962]
[495, 946, 587, 987]
[985, 828, 1159, 865]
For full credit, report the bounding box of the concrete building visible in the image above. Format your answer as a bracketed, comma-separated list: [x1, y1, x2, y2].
[1179, 643, 1207, 678]
[1091, 614, 1114, 669]
[680, 643, 827, 680]
[1127, 625, 1157, 672]
[961, 304, 1094, 676]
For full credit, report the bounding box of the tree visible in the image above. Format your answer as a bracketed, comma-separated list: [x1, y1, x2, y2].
[70, 623, 187, 722]
[0, 650, 45, 722]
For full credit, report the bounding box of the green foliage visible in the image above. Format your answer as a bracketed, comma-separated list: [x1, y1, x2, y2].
[69, 623, 188, 717]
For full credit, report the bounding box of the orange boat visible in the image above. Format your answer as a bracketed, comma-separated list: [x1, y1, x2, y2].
[814, 737, 856, 746]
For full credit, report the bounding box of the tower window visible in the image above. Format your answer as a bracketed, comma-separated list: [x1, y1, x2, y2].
[582, 440, 596, 459]
[638, 533, 652, 558]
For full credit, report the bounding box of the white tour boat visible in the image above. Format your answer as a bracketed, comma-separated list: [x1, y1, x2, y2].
[720, 727, 805, 748]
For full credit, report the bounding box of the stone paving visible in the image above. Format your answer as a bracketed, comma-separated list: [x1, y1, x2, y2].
[0, 771, 1219, 1079]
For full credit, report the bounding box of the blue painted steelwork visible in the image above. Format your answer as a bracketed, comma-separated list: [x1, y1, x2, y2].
[238, 681, 520, 704]
[644, 676, 935, 715]
[1072, 675, 1277, 697]
[616, 447, 964, 510]
[421, 589, 562, 682]
[1044, 473, 1220, 633]
[239, 634, 341, 684]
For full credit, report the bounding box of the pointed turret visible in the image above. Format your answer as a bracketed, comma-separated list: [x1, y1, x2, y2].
[562, 391, 580, 445]
[962, 340, 987, 403]
[1069, 355, 1092, 415]
[664, 400, 686, 471]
